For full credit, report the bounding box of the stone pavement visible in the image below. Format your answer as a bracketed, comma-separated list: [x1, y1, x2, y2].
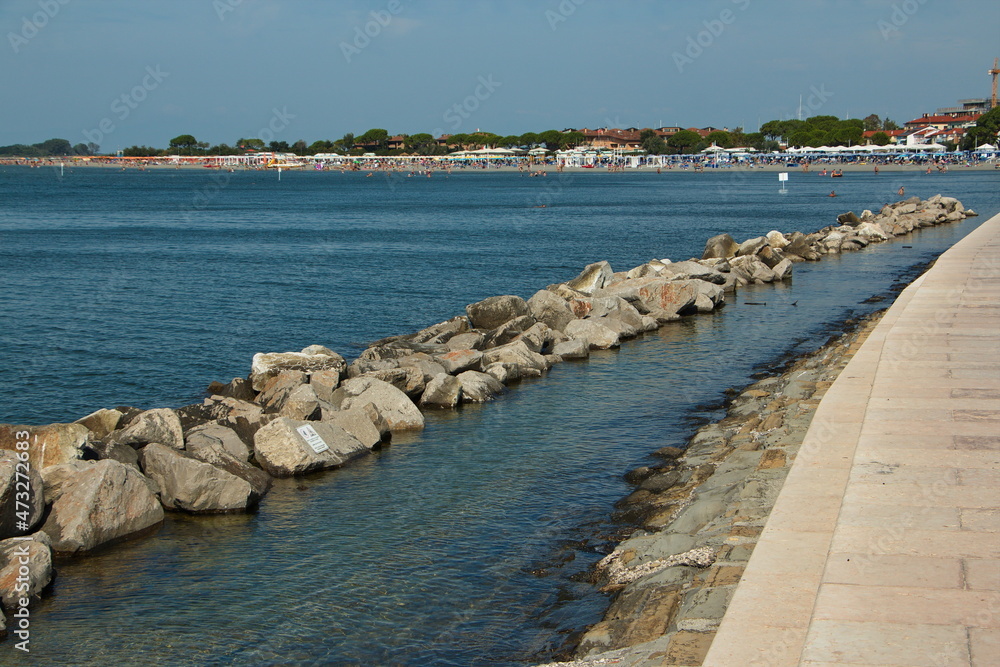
[704, 212, 1000, 666]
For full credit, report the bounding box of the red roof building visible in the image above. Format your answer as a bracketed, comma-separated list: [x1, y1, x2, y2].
[904, 113, 981, 130]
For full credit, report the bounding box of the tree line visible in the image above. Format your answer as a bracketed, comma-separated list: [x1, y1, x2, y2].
[0, 138, 98, 158]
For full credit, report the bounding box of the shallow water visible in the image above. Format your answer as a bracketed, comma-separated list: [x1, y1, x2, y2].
[1, 167, 997, 665]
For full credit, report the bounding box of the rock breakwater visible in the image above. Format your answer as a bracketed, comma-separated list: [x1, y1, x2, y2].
[0, 195, 976, 641]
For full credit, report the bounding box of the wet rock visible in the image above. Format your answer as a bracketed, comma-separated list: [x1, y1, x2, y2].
[653, 446, 685, 460]
[0, 423, 90, 469]
[564, 319, 621, 350]
[184, 422, 250, 462]
[552, 338, 589, 360]
[480, 340, 550, 374]
[420, 374, 463, 409]
[0, 451, 45, 539]
[639, 471, 682, 493]
[456, 371, 506, 403]
[465, 295, 530, 330]
[324, 406, 388, 450]
[837, 211, 860, 225]
[41, 460, 164, 555]
[74, 408, 123, 440]
[396, 354, 448, 383]
[0, 533, 52, 608]
[527, 289, 576, 332]
[139, 443, 269, 513]
[249, 350, 347, 391]
[253, 418, 369, 477]
[332, 377, 425, 431]
[566, 261, 613, 295]
[737, 236, 768, 256]
[84, 439, 140, 470]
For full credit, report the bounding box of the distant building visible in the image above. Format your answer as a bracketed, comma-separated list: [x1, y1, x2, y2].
[935, 98, 990, 116]
[862, 129, 907, 144]
[578, 128, 643, 149]
[904, 113, 981, 131]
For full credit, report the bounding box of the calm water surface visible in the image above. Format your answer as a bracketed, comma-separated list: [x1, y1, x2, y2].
[0, 167, 997, 665]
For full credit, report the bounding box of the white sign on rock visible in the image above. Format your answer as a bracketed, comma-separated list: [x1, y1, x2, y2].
[296, 424, 329, 454]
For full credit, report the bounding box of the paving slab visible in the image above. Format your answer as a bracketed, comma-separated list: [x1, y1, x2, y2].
[704, 212, 1000, 666]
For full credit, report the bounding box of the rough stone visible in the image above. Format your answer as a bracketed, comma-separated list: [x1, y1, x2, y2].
[456, 371, 506, 403]
[564, 319, 621, 350]
[420, 373, 463, 409]
[465, 295, 530, 330]
[483, 315, 537, 348]
[552, 338, 590, 360]
[184, 422, 250, 462]
[366, 366, 426, 399]
[0, 451, 45, 539]
[256, 370, 308, 413]
[0, 534, 52, 607]
[566, 261, 614, 295]
[332, 377, 425, 431]
[445, 332, 486, 352]
[435, 349, 483, 375]
[253, 418, 369, 477]
[41, 460, 164, 555]
[205, 377, 257, 403]
[309, 369, 342, 404]
[527, 289, 577, 332]
[74, 408, 123, 439]
[111, 408, 184, 450]
[659, 260, 727, 285]
[140, 443, 270, 513]
[0, 423, 90, 469]
[249, 350, 347, 391]
[702, 233, 739, 260]
[480, 340, 550, 373]
[324, 407, 387, 450]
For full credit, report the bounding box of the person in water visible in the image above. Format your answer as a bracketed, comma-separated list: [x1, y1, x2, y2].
[829, 191, 837, 197]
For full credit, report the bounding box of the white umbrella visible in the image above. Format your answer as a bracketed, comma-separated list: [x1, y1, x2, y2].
[975, 143, 997, 152]
[701, 144, 726, 153]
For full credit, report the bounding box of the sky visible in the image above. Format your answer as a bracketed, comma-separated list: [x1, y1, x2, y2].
[1, 0, 998, 151]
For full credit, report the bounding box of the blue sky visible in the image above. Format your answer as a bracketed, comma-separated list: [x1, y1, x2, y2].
[1, 0, 997, 150]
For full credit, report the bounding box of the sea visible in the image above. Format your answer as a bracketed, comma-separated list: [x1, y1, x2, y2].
[0, 165, 997, 665]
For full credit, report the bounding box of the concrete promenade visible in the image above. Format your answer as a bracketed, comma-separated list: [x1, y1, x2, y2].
[704, 212, 1000, 666]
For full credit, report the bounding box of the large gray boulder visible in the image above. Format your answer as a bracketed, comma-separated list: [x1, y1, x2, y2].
[255, 370, 308, 413]
[465, 295, 530, 330]
[0, 451, 45, 539]
[480, 340, 550, 374]
[527, 289, 576, 332]
[364, 366, 426, 399]
[553, 338, 590, 360]
[702, 233, 739, 259]
[139, 443, 270, 513]
[40, 460, 164, 555]
[324, 406, 388, 450]
[737, 236, 769, 256]
[396, 354, 447, 383]
[658, 260, 727, 285]
[600, 277, 699, 317]
[0, 423, 89, 469]
[110, 408, 184, 450]
[184, 422, 250, 462]
[253, 418, 369, 477]
[309, 369, 342, 404]
[564, 319, 621, 350]
[446, 332, 486, 352]
[483, 315, 536, 348]
[331, 377, 425, 431]
[435, 349, 483, 375]
[456, 371, 506, 403]
[420, 374, 463, 409]
[0, 533, 52, 608]
[566, 261, 613, 295]
[205, 377, 257, 403]
[278, 384, 323, 420]
[249, 350, 347, 391]
[74, 408, 123, 439]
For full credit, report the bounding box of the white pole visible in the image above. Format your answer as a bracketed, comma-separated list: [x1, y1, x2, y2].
[278, 167, 282, 181]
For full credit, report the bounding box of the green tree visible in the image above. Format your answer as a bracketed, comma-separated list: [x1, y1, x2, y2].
[72, 143, 91, 156]
[123, 145, 161, 157]
[169, 134, 199, 154]
[640, 129, 667, 155]
[704, 131, 733, 148]
[335, 133, 355, 152]
[405, 133, 436, 153]
[292, 140, 309, 155]
[308, 140, 335, 153]
[269, 140, 290, 152]
[538, 130, 564, 151]
[883, 118, 900, 131]
[863, 114, 882, 132]
[560, 131, 585, 149]
[356, 128, 389, 150]
[519, 132, 539, 148]
[667, 130, 701, 153]
[237, 138, 265, 151]
[871, 132, 891, 146]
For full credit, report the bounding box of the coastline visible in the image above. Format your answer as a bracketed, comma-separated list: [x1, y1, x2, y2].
[0, 191, 982, 655]
[540, 306, 890, 666]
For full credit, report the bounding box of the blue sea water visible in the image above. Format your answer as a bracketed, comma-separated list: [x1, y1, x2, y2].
[0, 166, 997, 665]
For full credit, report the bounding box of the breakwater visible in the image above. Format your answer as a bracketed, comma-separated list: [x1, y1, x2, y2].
[0, 195, 978, 645]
